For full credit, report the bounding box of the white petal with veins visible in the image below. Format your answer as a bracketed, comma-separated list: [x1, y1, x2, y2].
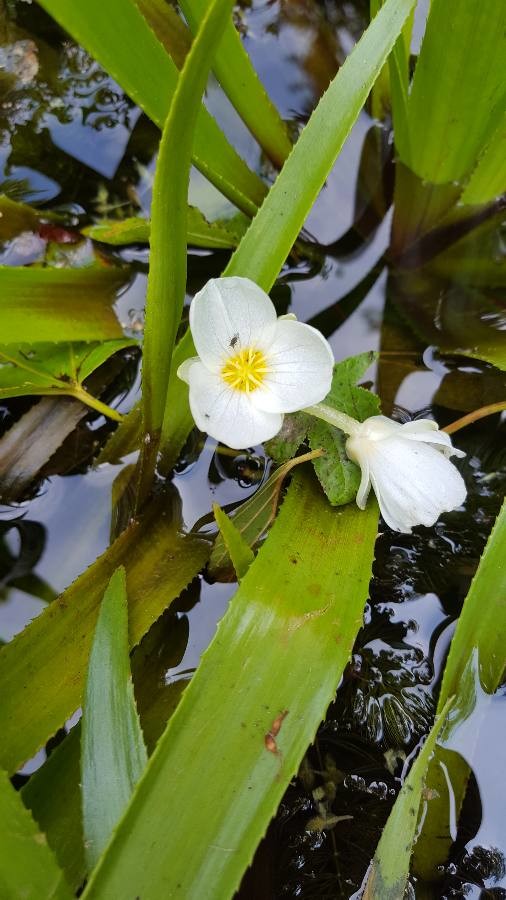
[190, 277, 278, 371]
[250, 319, 334, 413]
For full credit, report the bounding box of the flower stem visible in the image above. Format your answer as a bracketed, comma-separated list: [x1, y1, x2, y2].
[443, 401, 506, 435]
[303, 403, 360, 435]
[71, 387, 125, 422]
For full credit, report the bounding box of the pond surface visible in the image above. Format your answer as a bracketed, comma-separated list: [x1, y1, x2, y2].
[1, 1, 505, 897]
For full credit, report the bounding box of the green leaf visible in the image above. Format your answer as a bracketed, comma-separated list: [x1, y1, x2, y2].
[142, 0, 235, 452]
[403, 0, 506, 185]
[95, 402, 142, 465]
[265, 354, 380, 506]
[82, 207, 246, 250]
[390, 271, 506, 371]
[413, 499, 506, 880]
[22, 729, 84, 893]
[208, 448, 323, 580]
[439, 500, 506, 700]
[362, 697, 454, 899]
[212, 503, 254, 580]
[135, 0, 191, 69]
[0, 265, 129, 343]
[0, 339, 137, 421]
[460, 111, 506, 205]
[427, 211, 506, 289]
[0, 195, 46, 241]
[0, 769, 71, 900]
[308, 353, 380, 505]
[82, 567, 147, 869]
[370, 0, 412, 155]
[223, 0, 417, 290]
[37, 0, 266, 215]
[264, 413, 311, 464]
[81, 471, 378, 900]
[179, 0, 291, 167]
[0, 495, 209, 774]
[22, 612, 190, 892]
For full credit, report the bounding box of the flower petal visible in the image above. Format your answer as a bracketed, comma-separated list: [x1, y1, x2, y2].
[250, 319, 334, 413]
[355, 455, 371, 510]
[186, 359, 283, 449]
[400, 419, 439, 433]
[189, 277, 278, 371]
[400, 425, 466, 458]
[366, 437, 467, 533]
[177, 356, 200, 384]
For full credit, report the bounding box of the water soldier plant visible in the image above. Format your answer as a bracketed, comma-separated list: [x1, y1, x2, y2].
[0, 0, 504, 897]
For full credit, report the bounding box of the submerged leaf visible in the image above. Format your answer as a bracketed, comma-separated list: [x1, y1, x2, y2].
[0, 493, 209, 774]
[82, 567, 147, 869]
[208, 448, 323, 580]
[82, 207, 247, 250]
[212, 503, 254, 580]
[390, 271, 506, 371]
[0, 265, 130, 343]
[0, 396, 87, 502]
[0, 339, 137, 419]
[0, 194, 47, 241]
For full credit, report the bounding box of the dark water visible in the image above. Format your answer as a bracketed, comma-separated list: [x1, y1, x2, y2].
[0, 1, 505, 897]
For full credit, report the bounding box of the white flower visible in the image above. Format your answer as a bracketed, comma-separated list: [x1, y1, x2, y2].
[177, 277, 334, 449]
[345, 416, 467, 533]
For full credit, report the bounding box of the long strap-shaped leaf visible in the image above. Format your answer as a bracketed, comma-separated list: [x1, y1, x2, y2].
[413, 498, 506, 879]
[158, 0, 417, 461]
[81, 567, 147, 869]
[403, 0, 506, 185]
[179, 0, 291, 167]
[82, 471, 378, 900]
[223, 0, 417, 290]
[0, 769, 71, 900]
[142, 0, 234, 450]
[0, 266, 129, 343]
[0, 498, 209, 774]
[361, 697, 454, 899]
[460, 110, 506, 205]
[35, 0, 265, 215]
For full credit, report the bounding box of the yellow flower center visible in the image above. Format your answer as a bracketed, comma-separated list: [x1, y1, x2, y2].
[221, 347, 269, 393]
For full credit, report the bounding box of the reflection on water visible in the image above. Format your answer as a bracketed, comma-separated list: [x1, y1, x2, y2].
[0, 0, 505, 897]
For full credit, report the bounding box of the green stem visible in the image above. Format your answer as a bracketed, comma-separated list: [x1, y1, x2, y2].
[72, 387, 125, 423]
[303, 403, 360, 435]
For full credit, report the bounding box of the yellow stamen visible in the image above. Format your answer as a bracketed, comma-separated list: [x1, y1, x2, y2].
[221, 347, 269, 393]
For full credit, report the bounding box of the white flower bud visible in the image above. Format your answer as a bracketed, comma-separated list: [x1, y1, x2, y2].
[345, 416, 467, 533]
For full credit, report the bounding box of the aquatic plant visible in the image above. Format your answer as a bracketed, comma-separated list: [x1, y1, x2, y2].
[0, 0, 504, 897]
